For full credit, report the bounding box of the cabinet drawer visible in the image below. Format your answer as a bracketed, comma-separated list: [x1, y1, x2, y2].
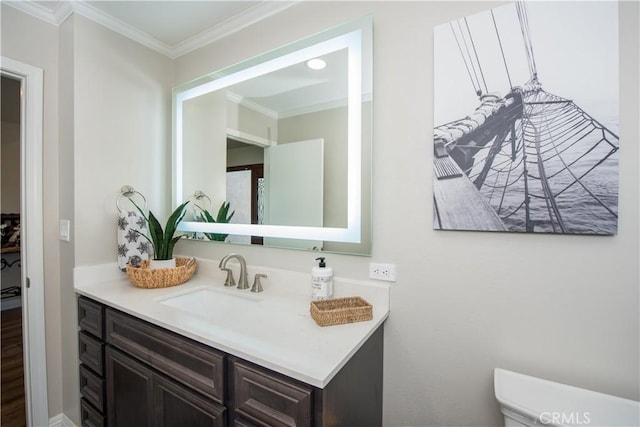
[78, 296, 104, 339]
[79, 364, 105, 413]
[80, 397, 105, 427]
[105, 308, 225, 403]
[79, 331, 104, 376]
[232, 359, 313, 427]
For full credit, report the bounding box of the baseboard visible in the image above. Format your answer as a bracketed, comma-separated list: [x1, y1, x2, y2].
[49, 413, 77, 427]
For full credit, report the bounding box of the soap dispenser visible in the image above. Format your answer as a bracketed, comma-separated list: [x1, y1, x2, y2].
[311, 257, 334, 301]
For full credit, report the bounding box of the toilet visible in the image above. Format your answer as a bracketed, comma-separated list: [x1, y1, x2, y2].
[494, 368, 640, 427]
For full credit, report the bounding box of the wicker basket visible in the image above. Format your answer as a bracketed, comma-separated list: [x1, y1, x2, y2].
[126, 257, 196, 289]
[310, 296, 373, 327]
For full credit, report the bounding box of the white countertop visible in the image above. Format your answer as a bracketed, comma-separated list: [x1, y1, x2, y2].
[74, 258, 390, 388]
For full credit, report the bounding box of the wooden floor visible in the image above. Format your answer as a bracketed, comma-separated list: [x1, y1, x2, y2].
[1, 307, 26, 427]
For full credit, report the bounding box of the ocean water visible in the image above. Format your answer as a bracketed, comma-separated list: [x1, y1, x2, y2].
[475, 118, 619, 235]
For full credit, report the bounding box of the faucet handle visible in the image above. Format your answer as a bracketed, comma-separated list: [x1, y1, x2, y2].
[251, 273, 267, 293]
[221, 268, 236, 287]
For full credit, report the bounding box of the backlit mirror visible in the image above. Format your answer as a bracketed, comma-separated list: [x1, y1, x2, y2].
[173, 15, 372, 254]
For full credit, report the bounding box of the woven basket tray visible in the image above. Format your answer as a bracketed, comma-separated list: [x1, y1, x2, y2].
[310, 296, 373, 327]
[126, 257, 196, 289]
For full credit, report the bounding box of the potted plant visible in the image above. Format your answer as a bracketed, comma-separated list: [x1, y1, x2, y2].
[132, 200, 190, 268]
[195, 201, 235, 242]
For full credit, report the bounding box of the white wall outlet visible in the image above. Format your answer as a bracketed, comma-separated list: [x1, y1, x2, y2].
[369, 262, 396, 282]
[59, 219, 71, 242]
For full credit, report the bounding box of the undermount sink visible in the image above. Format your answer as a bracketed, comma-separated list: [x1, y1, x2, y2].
[157, 286, 263, 319]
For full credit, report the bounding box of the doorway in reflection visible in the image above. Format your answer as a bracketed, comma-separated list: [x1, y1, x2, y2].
[226, 137, 264, 245]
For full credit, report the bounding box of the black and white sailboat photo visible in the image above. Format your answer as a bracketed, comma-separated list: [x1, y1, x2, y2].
[433, 1, 619, 235]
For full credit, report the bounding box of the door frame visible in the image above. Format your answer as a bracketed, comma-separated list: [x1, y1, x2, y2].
[1, 56, 49, 426]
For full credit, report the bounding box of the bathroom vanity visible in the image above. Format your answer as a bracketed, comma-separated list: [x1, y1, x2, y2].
[74, 261, 389, 427]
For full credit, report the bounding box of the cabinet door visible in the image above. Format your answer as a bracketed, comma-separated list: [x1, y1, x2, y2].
[106, 347, 155, 427]
[155, 374, 226, 427]
[232, 359, 313, 427]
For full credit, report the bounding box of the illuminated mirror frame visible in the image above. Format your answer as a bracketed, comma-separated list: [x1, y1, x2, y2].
[173, 16, 371, 243]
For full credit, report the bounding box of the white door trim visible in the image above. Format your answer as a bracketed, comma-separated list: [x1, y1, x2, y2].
[1, 56, 49, 426]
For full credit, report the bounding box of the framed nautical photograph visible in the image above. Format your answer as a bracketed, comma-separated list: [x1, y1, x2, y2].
[432, 1, 619, 235]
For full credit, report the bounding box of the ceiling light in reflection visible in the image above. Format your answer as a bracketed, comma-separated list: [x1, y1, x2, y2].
[306, 58, 327, 70]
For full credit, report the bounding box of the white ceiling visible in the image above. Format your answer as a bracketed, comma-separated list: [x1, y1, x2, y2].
[78, 1, 262, 46]
[10, 0, 297, 58]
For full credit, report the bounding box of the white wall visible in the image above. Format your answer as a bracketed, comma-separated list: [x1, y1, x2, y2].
[58, 14, 77, 422]
[182, 91, 227, 209]
[228, 100, 278, 142]
[73, 15, 175, 266]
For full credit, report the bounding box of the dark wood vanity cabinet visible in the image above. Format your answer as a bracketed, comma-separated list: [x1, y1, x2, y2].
[78, 297, 107, 427]
[77, 296, 383, 427]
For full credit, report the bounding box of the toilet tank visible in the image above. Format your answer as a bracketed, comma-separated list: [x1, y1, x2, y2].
[494, 368, 640, 427]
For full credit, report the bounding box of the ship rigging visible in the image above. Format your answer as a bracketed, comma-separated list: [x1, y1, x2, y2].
[433, 1, 619, 234]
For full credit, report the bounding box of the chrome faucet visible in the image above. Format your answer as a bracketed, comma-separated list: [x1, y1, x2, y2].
[251, 273, 267, 293]
[218, 253, 249, 290]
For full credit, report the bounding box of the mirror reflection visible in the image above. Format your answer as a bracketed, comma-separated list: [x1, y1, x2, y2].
[174, 16, 372, 254]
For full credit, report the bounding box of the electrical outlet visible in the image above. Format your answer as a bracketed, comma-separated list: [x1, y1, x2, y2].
[369, 262, 396, 282]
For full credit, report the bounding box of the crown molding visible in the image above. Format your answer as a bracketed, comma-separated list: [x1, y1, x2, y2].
[279, 97, 348, 120]
[52, 1, 73, 25]
[171, 1, 299, 59]
[4, 0, 299, 59]
[3, 0, 59, 25]
[71, 1, 174, 57]
[227, 91, 279, 120]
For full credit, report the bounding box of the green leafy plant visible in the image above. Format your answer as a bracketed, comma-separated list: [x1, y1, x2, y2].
[196, 202, 235, 242]
[132, 200, 190, 260]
